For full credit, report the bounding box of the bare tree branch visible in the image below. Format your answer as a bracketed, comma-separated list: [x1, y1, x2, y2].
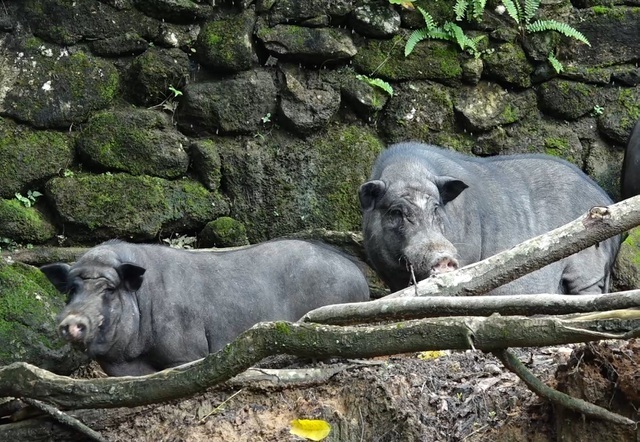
[22, 398, 108, 442]
[302, 290, 640, 325]
[1, 314, 640, 411]
[386, 196, 640, 298]
[493, 349, 636, 427]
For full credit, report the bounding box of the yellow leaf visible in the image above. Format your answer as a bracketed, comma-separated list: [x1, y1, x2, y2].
[417, 350, 446, 360]
[290, 419, 332, 441]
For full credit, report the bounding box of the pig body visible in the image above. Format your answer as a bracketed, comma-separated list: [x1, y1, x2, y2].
[359, 142, 620, 294]
[41, 239, 369, 376]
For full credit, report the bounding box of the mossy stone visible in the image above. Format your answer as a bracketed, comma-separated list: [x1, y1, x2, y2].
[190, 139, 222, 191]
[0, 199, 56, 244]
[353, 37, 463, 84]
[46, 173, 229, 242]
[200, 217, 249, 247]
[0, 261, 87, 374]
[220, 125, 384, 242]
[77, 109, 190, 179]
[3, 44, 120, 128]
[126, 48, 190, 107]
[613, 227, 640, 290]
[0, 117, 73, 199]
[196, 9, 256, 72]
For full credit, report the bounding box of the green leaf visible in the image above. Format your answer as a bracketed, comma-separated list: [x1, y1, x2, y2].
[501, 0, 521, 24]
[547, 52, 564, 73]
[416, 6, 437, 30]
[526, 19, 591, 46]
[405, 28, 429, 56]
[523, 0, 540, 24]
[471, 0, 487, 21]
[356, 74, 394, 96]
[453, 0, 468, 21]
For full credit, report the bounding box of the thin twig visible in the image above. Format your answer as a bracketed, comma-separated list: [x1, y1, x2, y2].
[199, 388, 244, 423]
[493, 348, 636, 427]
[22, 398, 107, 442]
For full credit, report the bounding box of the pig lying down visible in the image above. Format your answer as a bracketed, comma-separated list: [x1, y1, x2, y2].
[360, 142, 620, 295]
[41, 239, 369, 376]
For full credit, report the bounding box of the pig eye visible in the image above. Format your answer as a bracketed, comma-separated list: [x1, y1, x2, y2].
[388, 208, 403, 220]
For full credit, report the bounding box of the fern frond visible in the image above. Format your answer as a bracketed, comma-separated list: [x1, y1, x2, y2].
[405, 29, 429, 56]
[547, 52, 564, 74]
[416, 6, 437, 30]
[454, 0, 468, 21]
[444, 22, 474, 51]
[523, 0, 540, 24]
[426, 28, 453, 41]
[471, 0, 487, 21]
[356, 74, 394, 96]
[526, 19, 591, 46]
[501, 0, 521, 24]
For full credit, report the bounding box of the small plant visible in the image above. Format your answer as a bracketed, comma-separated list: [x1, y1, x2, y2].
[592, 105, 604, 116]
[501, 0, 590, 72]
[261, 112, 272, 124]
[163, 234, 196, 249]
[405, 7, 484, 58]
[0, 237, 18, 252]
[63, 169, 75, 177]
[150, 84, 184, 123]
[356, 74, 394, 97]
[15, 190, 43, 208]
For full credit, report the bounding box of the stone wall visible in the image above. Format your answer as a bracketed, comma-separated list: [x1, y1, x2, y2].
[0, 0, 638, 248]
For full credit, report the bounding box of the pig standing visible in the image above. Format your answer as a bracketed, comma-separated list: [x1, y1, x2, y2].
[621, 119, 640, 200]
[41, 239, 369, 376]
[359, 142, 620, 294]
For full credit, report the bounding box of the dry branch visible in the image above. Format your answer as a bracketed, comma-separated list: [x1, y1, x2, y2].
[302, 290, 640, 325]
[1, 314, 640, 411]
[386, 195, 640, 298]
[493, 349, 636, 427]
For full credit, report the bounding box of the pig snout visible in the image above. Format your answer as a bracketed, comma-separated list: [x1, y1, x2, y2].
[430, 251, 459, 274]
[59, 314, 89, 342]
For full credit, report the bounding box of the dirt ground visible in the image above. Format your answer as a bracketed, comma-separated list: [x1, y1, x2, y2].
[3, 341, 640, 442]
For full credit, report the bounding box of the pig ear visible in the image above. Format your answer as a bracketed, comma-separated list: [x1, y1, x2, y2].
[359, 180, 386, 212]
[40, 263, 71, 293]
[435, 176, 468, 205]
[118, 263, 146, 291]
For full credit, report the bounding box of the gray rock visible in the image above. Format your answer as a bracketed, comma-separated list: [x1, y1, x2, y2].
[278, 65, 341, 136]
[190, 139, 222, 191]
[199, 217, 249, 248]
[380, 81, 455, 144]
[537, 79, 601, 120]
[90, 32, 149, 57]
[195, 9, 257, 73]
[266, 0, 355, 25]
[177, 69, 278, 135]
[256, 22, 357, 65]
[349, 4, 400, 39]
[483, 42, 533, 88]
[455, 83, 536, 132]
[133, 0, 213, 23]
[613, 227, 640, 291]
[1, 42, 119, 129]
[125, 47, 191, 107]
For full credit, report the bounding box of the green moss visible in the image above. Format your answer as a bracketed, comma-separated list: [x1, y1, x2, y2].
[591, 6, 625, 19]
[47, 173, 228, 241]
[0, 118, 72, 199]
[0, 262, 60, 361]
[274, 321, 292, 335]
[622, 229, 640, 268]
[433, 44, 463, 78]
[0, 199, 56, 244]
[203, 217, 248, 247]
